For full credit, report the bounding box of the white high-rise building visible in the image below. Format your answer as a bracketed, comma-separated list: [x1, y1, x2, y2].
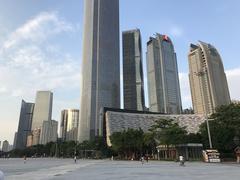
[2, 140, 9, 152]
[39, 120, 58, 145]
[31, 91, 53, 130]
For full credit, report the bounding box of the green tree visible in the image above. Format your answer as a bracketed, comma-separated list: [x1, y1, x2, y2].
[199, 103, 240, 154]
[150, 118, 187, 146]
[110, 128, 144, 159]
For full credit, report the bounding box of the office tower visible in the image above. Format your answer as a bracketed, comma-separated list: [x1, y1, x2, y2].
[2, 140, 9, 152]
[31, 91, 53, 130]
[188, 41, 231, 115]
[15, 100, 34, 149]
[122, 29, 145, 111]
[13, 132, 17, 149]
[147, 34, 182, 114]
[39, 120, 58, 145]
[60, 109, 79, 142]
[8, 145, 13, 152]
[79, 0, 120, 142]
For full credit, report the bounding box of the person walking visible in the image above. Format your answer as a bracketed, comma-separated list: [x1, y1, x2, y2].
[179, 155, 185, 166]
[23, 156, 27, 164]
[140, 156, 144, 165]
[74, 156, 77, 163]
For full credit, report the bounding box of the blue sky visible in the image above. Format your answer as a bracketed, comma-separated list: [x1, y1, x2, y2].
[1, 0, 240, 144]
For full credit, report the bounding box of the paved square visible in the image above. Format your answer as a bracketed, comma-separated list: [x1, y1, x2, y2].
[0, 158, 240, 180]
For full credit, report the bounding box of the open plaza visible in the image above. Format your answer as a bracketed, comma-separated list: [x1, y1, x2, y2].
[0, 158, 240, 180]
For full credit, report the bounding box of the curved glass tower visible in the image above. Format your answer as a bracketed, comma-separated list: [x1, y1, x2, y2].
[78, 0, 120, 142]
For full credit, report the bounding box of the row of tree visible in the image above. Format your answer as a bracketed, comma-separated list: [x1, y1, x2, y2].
[7, 103, 240, 160]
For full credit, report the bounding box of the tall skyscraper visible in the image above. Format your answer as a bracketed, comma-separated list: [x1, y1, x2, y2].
[15, 100, 34, 149]
[60, 109, 79, 142]
[122, 29, 145, 111]
[147, 34, 182, 114]
[31, 91, 53, 130]
[188, 41, 231, 115]
[79, 0, 120, 142]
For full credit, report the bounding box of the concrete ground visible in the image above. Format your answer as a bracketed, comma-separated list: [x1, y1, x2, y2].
[0, 158, 240, 180]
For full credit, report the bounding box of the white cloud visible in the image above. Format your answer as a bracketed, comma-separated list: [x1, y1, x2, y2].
[169, 26, 184, 38]
[226, 67, 240, 101]
[2, 12, 74, 50]
[179, 72, 192, 109]
[0, 11, 80, 98]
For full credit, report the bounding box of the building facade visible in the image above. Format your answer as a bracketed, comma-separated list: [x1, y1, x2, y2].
[188, 41, 231, 115]
[39, 120, 58, 145]
[15, 100, 34, 149]
[79, 0, 120, 142]
[122, 29, 145, 111]
[31, 91, 53, 130]
[2, 140, 9, 152]
[147, 34, 182, 114]
[60, 109, 79, 142]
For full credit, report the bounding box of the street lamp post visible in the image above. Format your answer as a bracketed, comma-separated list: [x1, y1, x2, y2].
[205, 116, 213, 149]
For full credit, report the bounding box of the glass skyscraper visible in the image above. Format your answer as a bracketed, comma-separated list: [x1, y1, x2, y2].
[78, 0, 120, 142]
[15, 100, 34, 149]
[147, 34, 182, 114]
[60, 109, 79, 142]
[122, 29, 145, 111]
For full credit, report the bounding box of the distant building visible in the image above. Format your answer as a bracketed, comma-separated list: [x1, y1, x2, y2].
[15, 100, 34, 149]
[31, 91, 53, 130]
[147, 34, 182, 114]
[60, 109, 79, 142]
[39, 120, 58, 145]
[2, 140, 9, 152]
[122, 29, 145, 111]
[79, 0, 120, 142]
[188, 41, 231, 115]
[8, 145, 13, 152]
[32, 128, 41, 146]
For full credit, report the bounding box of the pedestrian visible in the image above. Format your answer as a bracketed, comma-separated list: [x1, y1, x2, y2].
[0, 170, 4, 180]
[146, 155, 149, 163]
[23, 156, 27, 164]
[140, 156, 144, 165]
[74, 156, 77, 163]
[179, 155, 185, 166]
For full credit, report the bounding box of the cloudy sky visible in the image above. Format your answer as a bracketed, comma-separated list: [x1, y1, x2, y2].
[1, 0, 240, 144]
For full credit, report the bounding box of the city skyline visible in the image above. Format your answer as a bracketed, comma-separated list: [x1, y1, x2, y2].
[1, 0, 240, 143]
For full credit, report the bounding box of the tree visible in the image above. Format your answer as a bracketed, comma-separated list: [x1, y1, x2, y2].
[199, 103, 240, 154]
[110, 128, 144, 159]
[150, 118, 187, 146]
